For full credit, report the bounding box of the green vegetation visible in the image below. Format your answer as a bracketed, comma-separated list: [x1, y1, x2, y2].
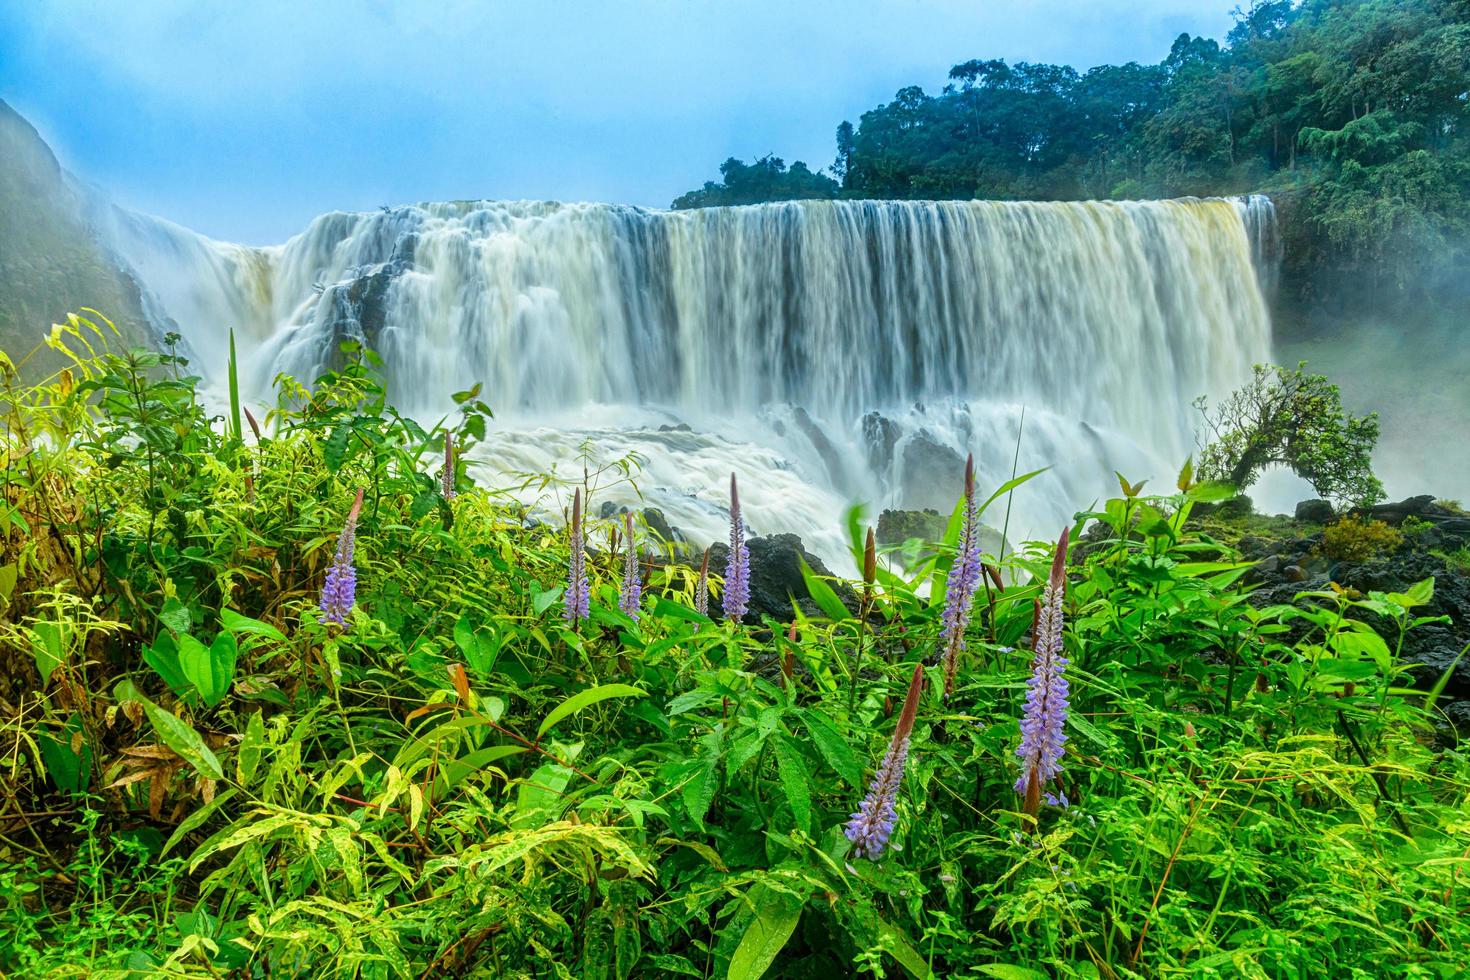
[672, 156, 839, 209]
[675, 0, 1470, 310]
[1195, 362, 1384, 507]
[1320, 516, 1405, 561]
[3, 326, 1468, 976]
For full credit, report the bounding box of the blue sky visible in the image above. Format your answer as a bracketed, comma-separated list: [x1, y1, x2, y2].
[1, 1, 1234, 244]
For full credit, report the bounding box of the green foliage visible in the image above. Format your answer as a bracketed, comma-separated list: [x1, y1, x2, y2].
[1320, 517, 1404, 562]
[1195, 361, 1384, 506]
[2, 332, 1468, 976]
[672, 155, 839, 209]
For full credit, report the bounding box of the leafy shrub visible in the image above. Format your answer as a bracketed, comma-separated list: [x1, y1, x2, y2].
[2, 323, 1467, 977]
[1195, 362, 1384, 506]
[1320, 517, 1403, 562]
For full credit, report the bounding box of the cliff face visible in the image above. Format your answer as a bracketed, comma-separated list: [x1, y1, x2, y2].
[0, 99, 150, 378]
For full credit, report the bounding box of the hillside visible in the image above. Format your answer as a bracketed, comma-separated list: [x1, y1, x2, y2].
[0, 99, 150, 377]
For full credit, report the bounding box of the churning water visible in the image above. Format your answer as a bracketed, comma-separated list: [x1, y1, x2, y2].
[98, 196, 1277, 569]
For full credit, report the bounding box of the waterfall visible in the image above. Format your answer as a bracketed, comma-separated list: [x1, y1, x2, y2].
[102, 195, 1277, 568]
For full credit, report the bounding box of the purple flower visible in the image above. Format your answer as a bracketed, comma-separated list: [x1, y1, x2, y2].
[695, 546, 711, 616]
[564, 488, 590, 625]
[619, 512, 643, 620]
[442, 430, 457, 501]
[940, 455, 982, 696]
[320, 488, 364, 625]
[846, 662, 926, 860]
[723, 473, 750, 621]
[1015, 527, 1071, 817]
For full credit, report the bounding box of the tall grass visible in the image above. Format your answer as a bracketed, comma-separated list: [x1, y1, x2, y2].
[0, 323, 1466, 977]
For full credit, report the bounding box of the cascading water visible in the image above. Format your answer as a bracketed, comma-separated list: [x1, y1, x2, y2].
[99, 195, 1276, 570]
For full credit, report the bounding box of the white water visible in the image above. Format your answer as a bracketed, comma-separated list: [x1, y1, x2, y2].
[98, 196, 1277, 570]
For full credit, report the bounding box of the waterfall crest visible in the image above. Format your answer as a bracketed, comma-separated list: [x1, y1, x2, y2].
[105, 195, 1276, 564]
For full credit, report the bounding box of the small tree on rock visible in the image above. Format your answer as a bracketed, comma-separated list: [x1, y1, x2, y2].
[1194, 363, 1383, 507]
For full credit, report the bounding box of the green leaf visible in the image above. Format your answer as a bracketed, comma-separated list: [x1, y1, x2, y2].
[437, 745, 529, 792]
[227, 328, 242, 440]
[512, 761, 574, 829]
[531, 584, 564, 617]
[37, 715, 91, 794]
[683, 725, 724, 829]
[800, 709, 862, 788]
[799, 557, 850, 621]
[30, 619, 66, 680]
[324, 422, 351, 472]
[974, 966, 1049, 980]
[1187, 480, 1236, 503]
[236, 711, 266, 785]
[773, 738, 812, 833]
[143, 634, 192, 697]
[219, 608, 287, 644]
[728, 884, 803, 980]
[162, 788, 238, 857]
[140, 700, 223, 781]
[178, 633, 237, 708]
[875, 917, 934, 979]
[653, 596, 710, 624]
[537, 683, 645, 740]
[410, 488, 440, 521]
[158, 597, 192, 635]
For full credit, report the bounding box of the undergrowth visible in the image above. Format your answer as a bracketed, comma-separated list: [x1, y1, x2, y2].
[1, 317, 1467, 978]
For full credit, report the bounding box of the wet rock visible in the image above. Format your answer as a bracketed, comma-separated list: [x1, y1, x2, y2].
[897, 430, 966, 512]
[1295, 499, 1336, 523]
[1245, 522, 1470, 724]
[862, 412, 902, 475]
[876, 508, 948, 546]
[597, 504, 682, 543]
[792, 406, 848, 489]
[877, 508, 1007, 560]
[706, 533, 858, 624]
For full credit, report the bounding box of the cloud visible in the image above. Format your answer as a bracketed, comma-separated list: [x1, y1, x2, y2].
[1, 0, 1235, 242]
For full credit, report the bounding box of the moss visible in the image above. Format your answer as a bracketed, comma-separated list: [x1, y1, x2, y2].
[1319, 518, 1403, 563]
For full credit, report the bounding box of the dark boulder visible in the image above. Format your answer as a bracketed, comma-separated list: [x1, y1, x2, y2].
[862, 412, 902, 476]
[597, 503, 682, 544]
[876, 508, 947, 546]
[897, 430, 966, 512]
[1295, 499, 1336, 523]
[1246, 530, 1470, 723]
[706, 533, 858, 624]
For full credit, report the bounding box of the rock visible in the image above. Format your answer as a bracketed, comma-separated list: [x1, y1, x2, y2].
[1295, 499, 1336, 523]
[596, 504, 682, 543]
[706, 533, 858, 624]
[657, 423, 692, 433]
[862, 412, 902, 476]
[1237, 535, 1275, 560]
[876, 509, 948, 546]
[642, 508, 679, 543]
[897, 430, 966, 512]
[1217, 495, 1254, 519]
[876, 508, 1007, 561]
[1243, 517, 1470, 725]
[791, 406, 848, 489]
[1367, 495, 1444, 524]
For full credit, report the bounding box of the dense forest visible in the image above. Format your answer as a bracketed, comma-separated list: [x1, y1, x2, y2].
[673, 0, 1470, 312]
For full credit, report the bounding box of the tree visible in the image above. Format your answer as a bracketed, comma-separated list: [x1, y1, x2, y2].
[671, 156, 839, 209]
[1194, 363, 1384, 506]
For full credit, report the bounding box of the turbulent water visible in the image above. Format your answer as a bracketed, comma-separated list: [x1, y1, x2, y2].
[98, 196, 1277, 569]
